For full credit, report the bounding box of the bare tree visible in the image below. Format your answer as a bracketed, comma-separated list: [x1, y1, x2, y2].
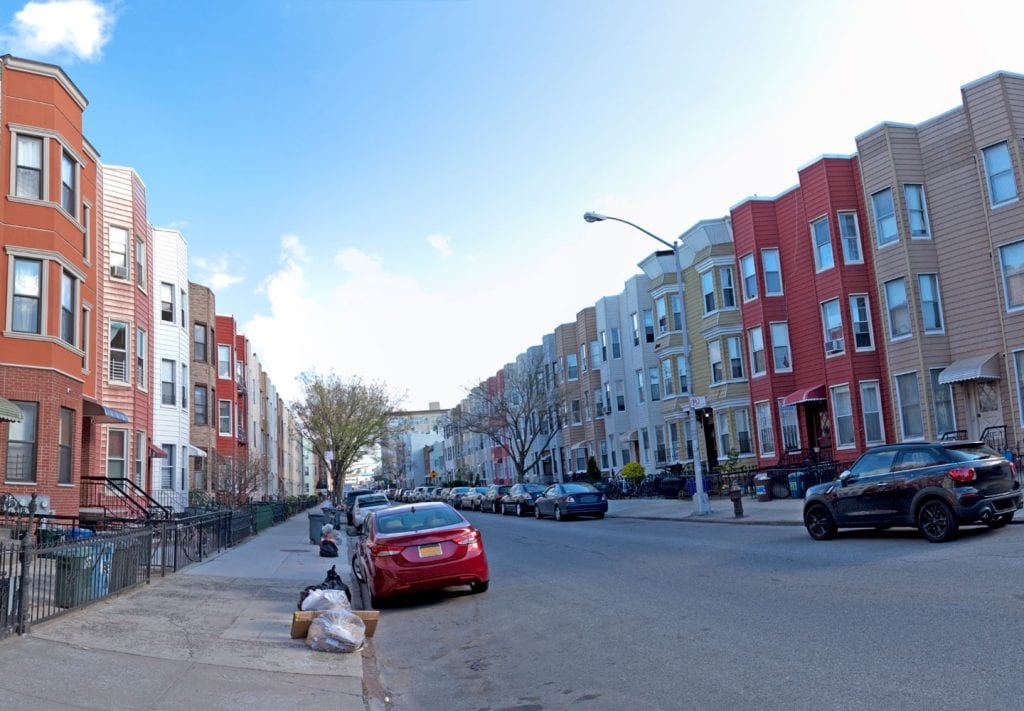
[212, 452, 268, 507]
[291, 371, 405, 503]
[450, 349, 561, 482]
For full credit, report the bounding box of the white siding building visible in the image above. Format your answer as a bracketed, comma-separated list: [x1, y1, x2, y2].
[152, 227, 191, 511]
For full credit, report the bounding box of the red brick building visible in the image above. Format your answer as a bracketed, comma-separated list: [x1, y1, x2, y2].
[730, 156, 892, 468]
[0, 56, 101, 516]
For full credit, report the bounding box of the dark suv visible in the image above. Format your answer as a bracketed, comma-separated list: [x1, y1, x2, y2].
[803, 441, 1022, 542]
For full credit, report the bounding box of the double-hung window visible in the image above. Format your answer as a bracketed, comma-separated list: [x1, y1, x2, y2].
[136, 328, 146, 389]
[109, 321, 129, 383]
[849, 295, 874, 350]
[830, 386, 855, 448]
[999, 240, 1024, 311]
[615, 380, 625, 411]
[885, 278, 911, 339]
[983, 142, 1018, 207]
[194, 385, 208, 426]
[811, 218, 834, 271]
[649, 367, 661, 401]
[643, 310, 655, 343]
[60, 271, 76, 345]
[106, 428, 127, 479]
[15, 134, 44, 200]
[109, 227, 129, 278]
[670, 294, 681, 330]
[58, 407, 74, 484]
[838, 211, 862, 263]
[194, 323, 207, 361]
[929, 369, 955, 437]
[676, 356, 688, 394]
[218, 400, 232, 435]
[740, 254, 757, 300]
[779, 400, 800, 452]
[160, 283, 175, 322]
[135, 238, 146, 289]
[218, 344, 231, 379]
[895, 372, 924, 440]
[859, 381, 885, 445]
[748, 326, 766, 376]
[755, 401, 775, 456]
[918, 274, 944, 333]
[635, 369, 646, 403]
[871, 188, 899, 246]
[6, 401, 38, 482]
[12, 257, 43, 334]
[720, 266, 736, 308]
[735, 408, 753, 455]
[161, 359, 176, 405]
[656, 298, 668, 335]
[904, 184, 931, 237]
[762, 248, 783, 294]
[702, 271, 716, 313]
[610, 327, 621, 358]
[821, 299, 844, 354]
[61, 150, 77, 217]
[566, 353, 578, 380]
[631, 313, 640, 346]
[662, 359, 675, 397]
[709, 341, 724, 384]
[770, 322, 791, 372]
[727, 336, 744, 379]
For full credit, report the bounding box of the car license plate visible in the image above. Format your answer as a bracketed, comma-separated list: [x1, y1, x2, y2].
[418, 544, 443, 558]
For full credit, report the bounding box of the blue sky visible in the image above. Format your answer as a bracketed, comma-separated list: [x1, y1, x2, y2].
[5, 0, 1023, 409]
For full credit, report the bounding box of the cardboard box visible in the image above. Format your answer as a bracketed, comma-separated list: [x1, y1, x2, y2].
[291, 609, 379, 639]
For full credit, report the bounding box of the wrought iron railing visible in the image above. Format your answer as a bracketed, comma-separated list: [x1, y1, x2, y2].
[80, 477, 173, 521]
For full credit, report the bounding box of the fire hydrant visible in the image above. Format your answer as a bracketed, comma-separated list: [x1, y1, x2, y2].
[729, 487, 744, 518]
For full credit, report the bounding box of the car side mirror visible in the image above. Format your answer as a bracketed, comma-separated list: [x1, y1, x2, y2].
[839, 470, 853, 486]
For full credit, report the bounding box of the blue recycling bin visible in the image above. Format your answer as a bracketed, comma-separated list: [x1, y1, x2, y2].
[66, 527, 94, 541]
[54, 542, 112, 608]
[788, 471, 806, 499]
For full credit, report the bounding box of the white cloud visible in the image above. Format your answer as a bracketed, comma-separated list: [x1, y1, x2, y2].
[426, 233, 452, 257]
[192, 254, 244, 292]
[3, 1, 114, 62]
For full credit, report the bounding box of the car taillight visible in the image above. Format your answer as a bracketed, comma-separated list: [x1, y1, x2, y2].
[948, 467, 976, 483]
[370, 542, 403, 557]
[454, 530, 481, 546]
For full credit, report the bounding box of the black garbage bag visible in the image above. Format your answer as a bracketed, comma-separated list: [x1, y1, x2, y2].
[298, 564, 353, 609]
[319, 537, 339, 558]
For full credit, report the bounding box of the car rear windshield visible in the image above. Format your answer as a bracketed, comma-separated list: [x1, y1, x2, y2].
[944, 443, 1002, 461]
[563, 483, 597, 493]
[524, 484, 544, 492]
[357, 496, 388, 506]
[375, 507, 465, 534]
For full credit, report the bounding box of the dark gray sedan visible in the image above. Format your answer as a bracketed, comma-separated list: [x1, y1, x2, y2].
[534, 483, 608, 521]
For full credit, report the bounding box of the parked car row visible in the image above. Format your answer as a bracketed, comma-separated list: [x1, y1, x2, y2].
[463, 482, 608, 521]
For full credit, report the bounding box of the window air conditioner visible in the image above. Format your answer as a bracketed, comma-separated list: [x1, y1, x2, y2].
[111, 265, 128, 278]
[826, 338, 844, 354]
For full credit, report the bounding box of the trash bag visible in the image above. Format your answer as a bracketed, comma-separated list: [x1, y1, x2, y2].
[298, 565, 352, 609]
[300, 588, 352, 612]
[321, 523, 336, 539]
[306, 608, 365, 653]
[319, 537, 339, 558]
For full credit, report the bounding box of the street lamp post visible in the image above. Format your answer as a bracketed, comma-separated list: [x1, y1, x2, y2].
[583, 211, 711, 515]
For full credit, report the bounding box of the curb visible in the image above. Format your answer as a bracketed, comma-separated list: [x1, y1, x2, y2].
[607, 513, 803, 526]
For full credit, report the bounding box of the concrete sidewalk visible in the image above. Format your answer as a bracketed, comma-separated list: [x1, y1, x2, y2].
[0, 512, 366, 711]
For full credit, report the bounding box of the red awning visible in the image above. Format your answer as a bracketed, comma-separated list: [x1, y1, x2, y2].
[148, 442, 169, 459]
[782, 385, 826, 407]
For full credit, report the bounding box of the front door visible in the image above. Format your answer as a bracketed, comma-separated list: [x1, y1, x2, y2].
[970, 381, 1002, 441]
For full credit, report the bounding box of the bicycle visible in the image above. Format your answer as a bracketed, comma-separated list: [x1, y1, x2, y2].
[178, 524, 209, 562]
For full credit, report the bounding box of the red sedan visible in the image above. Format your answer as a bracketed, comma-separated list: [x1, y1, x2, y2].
[353, 502, 489, 606]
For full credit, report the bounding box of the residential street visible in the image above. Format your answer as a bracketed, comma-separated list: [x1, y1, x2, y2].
[364, 510, 1024, 710]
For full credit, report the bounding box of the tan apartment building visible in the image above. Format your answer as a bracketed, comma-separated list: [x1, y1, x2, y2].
[555, 307, 605, 475]
[188, 282, 217, 491]
[640, 218, 754, 472]
[856, 71, 1024, 451]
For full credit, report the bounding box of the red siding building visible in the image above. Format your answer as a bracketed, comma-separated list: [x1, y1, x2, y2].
[731, 156, 892, 468]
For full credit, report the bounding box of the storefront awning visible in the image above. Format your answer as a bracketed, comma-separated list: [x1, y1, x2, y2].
[83, 399, 130, 424]
[148, 443, 169, 459]
[187, 444, 208, 458]
[0, 397, 23, 423]
[782, 385, 826, 407]
[938, 353, 1001, 385]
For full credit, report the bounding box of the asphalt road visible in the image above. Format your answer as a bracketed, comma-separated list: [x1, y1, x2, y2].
[359, 509, 1024, 710]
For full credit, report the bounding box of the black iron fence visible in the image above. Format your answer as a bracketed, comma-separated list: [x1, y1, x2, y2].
[0, 494, 321, 640]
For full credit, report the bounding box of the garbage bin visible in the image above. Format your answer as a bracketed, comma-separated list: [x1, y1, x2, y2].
[755, 474, 772, 502]
[308, 509, 325, 544]
[109, 540, 144, 593]
[788, 471, 806, 499]
[54, 547, 98, 608]
[90, 542, 114, 599]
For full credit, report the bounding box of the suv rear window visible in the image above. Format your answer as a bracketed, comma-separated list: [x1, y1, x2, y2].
[944, 443, 1001, 461]
[357, 495, 388, 506]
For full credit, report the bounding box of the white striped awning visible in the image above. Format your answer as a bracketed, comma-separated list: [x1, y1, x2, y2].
[938, 353, 1000, 385]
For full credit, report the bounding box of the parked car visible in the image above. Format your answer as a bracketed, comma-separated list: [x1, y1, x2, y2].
[343, 488, 374, 525]
[481, 485, 512, 513]
[352, 502, 489, 606]
[500, 483, 546, 516]
[447, 486, 473, 507]
[534, 483, 608, 521]
[803, 441, 1023, 543]
[459, 487, 490, 510]
[351, 493, 391, 532]
[410, 486, 431, 502]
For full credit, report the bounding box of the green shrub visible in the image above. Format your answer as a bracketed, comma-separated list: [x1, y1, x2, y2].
[620, 462, 645, 480]
[586, 456, 602, 481]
